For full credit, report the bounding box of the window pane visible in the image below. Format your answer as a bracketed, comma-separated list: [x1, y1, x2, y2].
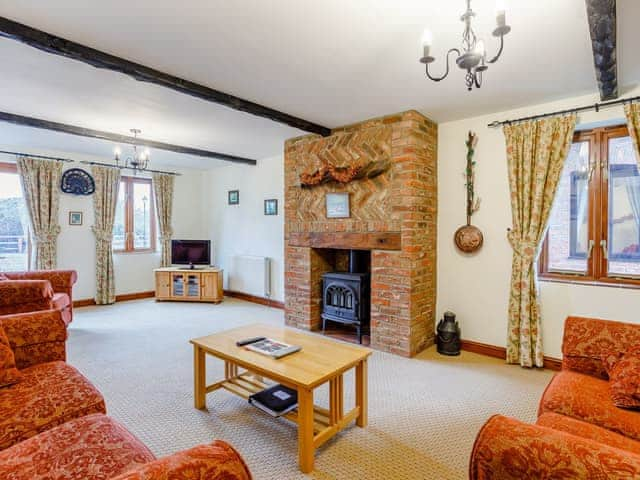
[607, 136, 640, 277]
[132, 182, 152, 249]
[546, 141, 590, 273]
[113, 181, 126, 250]
[0, 171, 29, 271]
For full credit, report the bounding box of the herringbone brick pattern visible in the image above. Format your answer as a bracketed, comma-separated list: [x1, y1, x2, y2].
[287, 125, 396, 232]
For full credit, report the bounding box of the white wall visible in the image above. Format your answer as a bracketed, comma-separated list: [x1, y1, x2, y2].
[437, 86, 640, 359]
[205, 155, 284, 302]
[1, 150, 206, 300]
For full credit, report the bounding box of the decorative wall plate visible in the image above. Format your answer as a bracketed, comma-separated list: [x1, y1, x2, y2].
[60, 168, 95, 195]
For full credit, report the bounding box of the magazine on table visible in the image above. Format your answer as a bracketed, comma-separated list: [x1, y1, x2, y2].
[245, 338, 301, 358]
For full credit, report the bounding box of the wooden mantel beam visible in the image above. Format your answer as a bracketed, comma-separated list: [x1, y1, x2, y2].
[0, 16, 332, 137]
[584, 0, 618, 101]
[0, 111, 257, 165]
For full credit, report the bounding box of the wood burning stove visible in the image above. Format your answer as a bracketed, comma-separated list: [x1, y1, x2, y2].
[321, 250, 370, 343]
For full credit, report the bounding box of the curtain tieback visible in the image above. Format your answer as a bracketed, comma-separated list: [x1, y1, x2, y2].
[159, 235, 172, 243]
[507, 230, 538, 264]
[34, 227, 61, 243]
[92, 227, 113, 243]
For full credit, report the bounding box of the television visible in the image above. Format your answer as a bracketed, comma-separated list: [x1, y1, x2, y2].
[171, 240, 211, 269]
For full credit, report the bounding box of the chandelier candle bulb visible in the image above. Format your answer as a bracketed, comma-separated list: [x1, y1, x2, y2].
[495, 0, 506, 27]
[421, 28, 433, 58]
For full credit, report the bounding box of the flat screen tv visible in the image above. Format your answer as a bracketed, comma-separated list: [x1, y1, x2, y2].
[171, 240, 211, 268]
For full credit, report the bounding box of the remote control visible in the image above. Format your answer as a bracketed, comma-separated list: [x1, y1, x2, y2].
[236, 336, 266, 347]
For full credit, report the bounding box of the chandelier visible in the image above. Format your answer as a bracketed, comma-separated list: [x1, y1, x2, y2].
[420, 0, 511, 90]
[114, 129, 150, 173]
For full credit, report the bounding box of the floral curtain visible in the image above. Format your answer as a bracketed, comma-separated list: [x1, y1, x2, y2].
[625, 103, 640, 167]
[152, 173, 175, 267]
[504, 114, 576, 367]
[92, 166, 120, 304]
[16, 157, 63, 270]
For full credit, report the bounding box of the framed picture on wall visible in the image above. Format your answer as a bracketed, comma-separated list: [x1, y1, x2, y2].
[228, 190, 239, 205]
[264, 199, 278, 215]
[69, 211, 83, 226]
[325, 192, 350, 218]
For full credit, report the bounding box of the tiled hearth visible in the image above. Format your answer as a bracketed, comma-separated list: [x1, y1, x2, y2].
[284, 111, 437, 357]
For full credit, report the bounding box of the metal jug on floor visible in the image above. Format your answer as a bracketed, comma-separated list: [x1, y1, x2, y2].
[437, 311, 461, 356]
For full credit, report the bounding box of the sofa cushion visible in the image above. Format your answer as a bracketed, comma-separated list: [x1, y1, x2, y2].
[0, 413, 155, 480]
[608, 350, 640, 410]
[0, 326, 20, 388]
[537, 412, 640, 455]
[539, 370, 640, 441]
[0, 361, 106, 450]
[562, 316, 640, 380]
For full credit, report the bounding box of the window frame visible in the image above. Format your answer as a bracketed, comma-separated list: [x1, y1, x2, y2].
[114, 176, 156, 254]
[0, 162, 31, 270]
[539, 125, 640, 289]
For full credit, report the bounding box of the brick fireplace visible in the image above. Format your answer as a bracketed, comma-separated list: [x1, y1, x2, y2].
[284, 111, 437, 357]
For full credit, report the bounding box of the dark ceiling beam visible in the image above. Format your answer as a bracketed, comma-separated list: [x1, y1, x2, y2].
[584, 0, 618, 101]
[0, 16, 331, 137]
[0, 111, 257, 165]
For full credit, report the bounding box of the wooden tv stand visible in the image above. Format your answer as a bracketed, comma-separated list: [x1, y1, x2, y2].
[155, 267, 223, 303]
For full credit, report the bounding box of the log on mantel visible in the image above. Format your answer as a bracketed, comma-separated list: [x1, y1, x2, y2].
[0, 16, 331, 137]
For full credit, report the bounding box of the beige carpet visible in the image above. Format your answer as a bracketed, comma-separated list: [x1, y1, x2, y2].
[69, 299, 553, 480]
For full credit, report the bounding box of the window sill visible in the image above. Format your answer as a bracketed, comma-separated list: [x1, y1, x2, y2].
[539, 276, 640, 290]
[113, 249, 158, 256]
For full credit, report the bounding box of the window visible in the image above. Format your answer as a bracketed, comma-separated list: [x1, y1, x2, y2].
[113, 176, 156, 253]
[0, 163, 30, 271]
[540, 125, 640, 286]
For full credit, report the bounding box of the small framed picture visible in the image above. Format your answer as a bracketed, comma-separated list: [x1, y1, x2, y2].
[69, 211, 83, 226]
[264, 199, 278, 216]
[228, 190, 239, 205]
[326, 192, 350, 218]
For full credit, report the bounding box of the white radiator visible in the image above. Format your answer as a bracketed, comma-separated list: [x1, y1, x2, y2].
[227, 255, 271, 298]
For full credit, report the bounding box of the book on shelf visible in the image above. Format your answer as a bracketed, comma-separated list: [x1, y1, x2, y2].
[248, 384, 298, 417]
[245, 338, 301, 358]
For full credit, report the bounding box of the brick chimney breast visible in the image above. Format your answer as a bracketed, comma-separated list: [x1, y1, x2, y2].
[284, 110, 437, 357]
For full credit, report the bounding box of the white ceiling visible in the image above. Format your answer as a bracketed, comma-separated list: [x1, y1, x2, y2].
[0, 0, 638, 168]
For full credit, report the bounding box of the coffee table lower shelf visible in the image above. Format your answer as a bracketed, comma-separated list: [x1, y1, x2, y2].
[208, 370, 361, 449]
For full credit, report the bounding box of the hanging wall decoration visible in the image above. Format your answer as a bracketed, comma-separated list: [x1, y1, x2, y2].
[60, 168, 95, 195]
[454, 131, 483, 253]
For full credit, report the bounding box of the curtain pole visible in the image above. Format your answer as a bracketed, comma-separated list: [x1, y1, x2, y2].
[79, 160, 180, 176]
[488, 95, 640, 128]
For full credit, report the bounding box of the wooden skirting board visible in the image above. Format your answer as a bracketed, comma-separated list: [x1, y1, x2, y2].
[223, 290, 285, 309]
[461, 339, 562, 371]
[73, 291, 155, 307]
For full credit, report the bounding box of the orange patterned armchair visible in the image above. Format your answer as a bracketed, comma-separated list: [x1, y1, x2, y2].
[0, 270, 77, 324]
[470, 316, 640, 479]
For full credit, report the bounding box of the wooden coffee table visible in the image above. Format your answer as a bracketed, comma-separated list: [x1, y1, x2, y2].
[190, 324, 372, 473]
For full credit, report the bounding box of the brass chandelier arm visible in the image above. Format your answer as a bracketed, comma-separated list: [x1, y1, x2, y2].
[425, 48, 461, 82]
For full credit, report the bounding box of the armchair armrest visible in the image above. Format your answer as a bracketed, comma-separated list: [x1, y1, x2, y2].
[4, 270, 77, 293]
[0, 280, 53, 307]
[470, 415, 640, 479]
[562, 316, 640, 379]
[111, 441, 252, 480]
[0, 309, 67, 369]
